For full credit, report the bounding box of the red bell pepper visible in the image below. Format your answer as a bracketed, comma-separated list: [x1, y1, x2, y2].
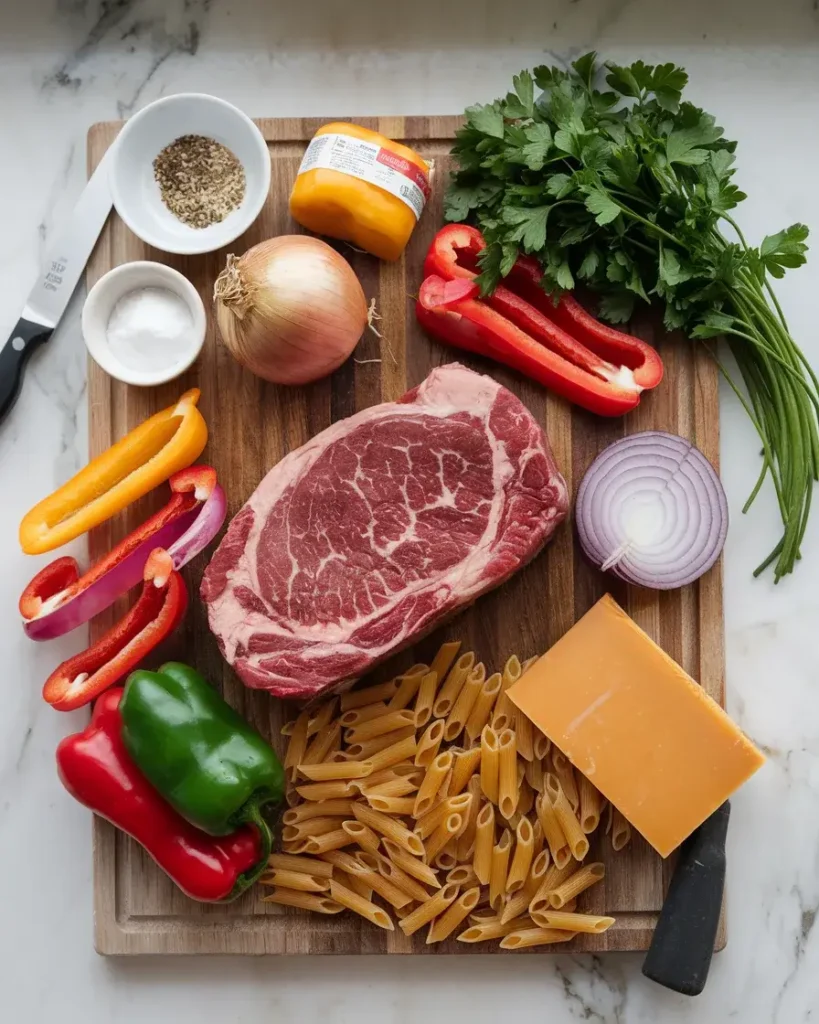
[418, 224, 663, 416]
[42, 549, 188, 712]
[57, 688, 264, 902]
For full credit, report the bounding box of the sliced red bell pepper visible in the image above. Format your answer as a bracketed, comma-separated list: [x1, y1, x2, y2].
[420, 224, 663, 415]
[42, 549, 188, 712]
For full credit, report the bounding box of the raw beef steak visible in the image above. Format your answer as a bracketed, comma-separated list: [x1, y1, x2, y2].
[201, 364, 568, 699]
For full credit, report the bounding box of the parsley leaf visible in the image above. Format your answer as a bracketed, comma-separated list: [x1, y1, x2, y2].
[759, 223, 809, 278]
[585, 188, 621, 226]
[502, 205, 553, 251]
[466, 102, 505, 139]
[521, 123, 552, 170]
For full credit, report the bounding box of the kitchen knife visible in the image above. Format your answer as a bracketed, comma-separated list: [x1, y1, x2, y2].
[0, 146, 114, 423]
[642, 801, 730, 996]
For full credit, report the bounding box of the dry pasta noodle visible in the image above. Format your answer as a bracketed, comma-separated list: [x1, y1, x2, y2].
[529, 861, 577, 916]
[347, 725, 416, 760]
[413, 751, 454, 817]
[301, 720, 341, 766]
[361, 776, 419, 799]
[551, 750, 580, 813]
[457, 916, 534, 943]
[414, 670, 439, 728]
[531, 819, 545, 859]
[612, 808, 632, 851]
[282, 817, 345, 841]
[533, 732, 551, 761]
[339, 702, 390, 728]
[506, 817, 534, 894]
[319, 849, 368, 875]
[515, 713, 534, 763]
[280, 719, 295, 737]
[536, 792, 571, 869]
[493, 654, 522, 725]
[284, 709, 310, 780]
[297, 760, 374, 782]
[378, 858, 434, 903]
[267, 853, 334, 878]
[340, 679, 400, 711]
[398, 882, 459, 936]
[345, 709, 416, 744]
[282, 799, 355, 824]
[500, 848, 549, 923]
[259, 869, 330, 892]
[329, 879, 394, 930]
[424, 813, 462, 864]
[469, 906, 498, 924]
[381, 839, 441, 888]
[500, 927, 577, 949]
[480, 726, 500, 805]
[334, 869, 373, 902]
[427, 887, 481, 943]
[415, 720, 445, 768]
[348, 854, 413, 909]
[352, 766, 411, 792]
[306, 698, 338, 738]
[524, 756, 545, 793]
[549, 862, 605, 909]
[285, 783, 300, 808]
[455, 777, 482, 860]
[428, 641, 462, 687]
[443, 662, 486, 742]
[447, 746, 481, 795]
[432, 652, 475, 719]
[295, 780, 355, 802]
[517, 778, 535, 818]
[578, 774, 603, 835]
[327, 751, 356, 763]
[366, 733, 418, 772]
[342, 820, 381, 854]
[497, 729, 519, 820]
[464, 671, 502, 743]
[491, 712, 510, 734]
[304, 830, 355, 855]
[447, 864, 479, 888]
[433, 842, 459, 871]
[366, 795, 416, 815]
[281, 839, 312, 854]
[473, 801, 495, 885]
[532, 910, 615, 934]
[545, 773, 589, 861]
[261, 889, 344, 914]
[352, 802, 425, 857]
[388, 665, 428, 711]
[415, 794, 471, 840]
[488, 828, 512, 911]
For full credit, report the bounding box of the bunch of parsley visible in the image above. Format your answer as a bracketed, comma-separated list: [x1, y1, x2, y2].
[446, 52, 817, 581]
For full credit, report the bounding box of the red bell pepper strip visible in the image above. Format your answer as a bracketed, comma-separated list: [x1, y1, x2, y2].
[42, 549, 188, 712]
[420, 224, 663, 414]
[57, 688, 264, 902]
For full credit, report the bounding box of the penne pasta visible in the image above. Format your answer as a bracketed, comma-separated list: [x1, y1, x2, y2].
[388, 665, 428, 711]
[506, 818, 534, 894]
[455, 776, 482, 860]
[334, 869, 373, 903]
[259, 869, 330, 892]
[424, 813, 462, 864]
[517, 778, 535, 818]
[352, 802, 425, 857]
[346, 725, 416, 760]
[341, 820, 381, 854]
[531, 819, 545, 860]
[382, 839, 442, 888]
[549, 863, 606, 909]
[280, 719, 295, 737]
[447, 864, 479, 889]
[457, 915, 534, 943]
[282, 817, 345, 841]
[500, 849, 549, 923]
[414, 719, 445, 768]
[480, 726, 500, 805]
[361, 775, 419, 799]
[612, 808, 632, 851]
[515, 713, 534, 763]
[281, 839, 312, 854]
[304, 830, 356, 855]
[532, 910, 615, 934]
[443, 663, 486, 742]
[319, 849, 369, 875]
[306, 698, 338, 738]
[497, 729, 519, 820]
[341, 679, 400, 711]
[379, 857, 434, 903]
[347, 855, 413, 909]
[285, 782, 300, 807]
[433, 841, 459, 871]
[428, 641, 462, 689]
[413, 670, 439, 728]
[415, 793, 472, 840]
[493, 654, 522, 725]
[413, 751, 454, 817]
[448, 747, 482, 796]
[491, 712, 510, 734]
[488, 828, 513, 911]
[366, 795, 416, 816]
[432, 652, 475, 719]
[398, 883, 460, 936]
[366, 732, 418, 772]
[473, 802, 496, 885]
[536, 792, 571, 869]
[529, 862, 577, 916]
[329, 880, 394, 930]
[464, 671, 503, 744]
[427, 887, 481, 944]
[296, 780, 355, 802]
[344, 709, 416, 745]
[578, 774, 603, 835]
[545, 774, 589, 861]
[284, 709, 310, 780]
[282, 799, 355, 824]
[339, 702, 390, 728]
[551, 750, 580, 814]
[297, 760, 374, 782]
[500, 927, 578, 949]
[266, 853, 334, 878]
[301, 720, 342, 766]
[327, 751, 356, 763]
[533, 732, 551, 761]
[524, 756, 545, 793]
[261, 888, 344, 914]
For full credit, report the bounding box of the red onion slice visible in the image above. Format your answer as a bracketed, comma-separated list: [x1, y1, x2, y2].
[167, 484, 227, 569]
[575, 431, 728, 590]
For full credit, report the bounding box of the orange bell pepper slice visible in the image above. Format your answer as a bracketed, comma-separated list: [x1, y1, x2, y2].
[19, 389, 208, 555]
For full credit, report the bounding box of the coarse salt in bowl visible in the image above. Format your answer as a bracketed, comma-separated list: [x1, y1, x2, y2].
[109, 93, 271, 255]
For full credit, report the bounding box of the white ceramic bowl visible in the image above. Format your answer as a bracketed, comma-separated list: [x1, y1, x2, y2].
[83, 261, 207, 386]
[109, 93, 270, 255]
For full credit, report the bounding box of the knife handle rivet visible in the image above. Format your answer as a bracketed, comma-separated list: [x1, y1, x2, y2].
[12, 337, 25, 352]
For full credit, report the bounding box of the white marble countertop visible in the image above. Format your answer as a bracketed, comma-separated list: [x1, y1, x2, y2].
[1, 0, 818, 1020]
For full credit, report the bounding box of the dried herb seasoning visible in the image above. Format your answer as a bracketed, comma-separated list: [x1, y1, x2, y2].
[153, 134, 246, 229]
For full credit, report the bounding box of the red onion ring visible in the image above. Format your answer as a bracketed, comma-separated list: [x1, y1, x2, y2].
[575, 431, 728, 590]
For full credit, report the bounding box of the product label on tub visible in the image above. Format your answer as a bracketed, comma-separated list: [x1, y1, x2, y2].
[297, 133, 430, 219]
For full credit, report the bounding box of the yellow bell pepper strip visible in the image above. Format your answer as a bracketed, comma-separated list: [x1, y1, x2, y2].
[289, 122, 430, 261]
[19, 389, 207, 555]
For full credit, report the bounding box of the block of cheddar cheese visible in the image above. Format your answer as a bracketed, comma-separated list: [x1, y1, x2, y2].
[508, 594, 764, 857]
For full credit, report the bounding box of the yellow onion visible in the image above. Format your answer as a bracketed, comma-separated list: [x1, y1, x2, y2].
[213, 236, 368, 385]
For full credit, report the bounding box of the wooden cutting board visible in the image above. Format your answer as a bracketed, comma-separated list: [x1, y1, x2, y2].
[86, 116, 725, 955]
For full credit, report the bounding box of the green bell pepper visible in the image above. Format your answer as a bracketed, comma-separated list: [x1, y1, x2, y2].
[120, 662, 285, 872]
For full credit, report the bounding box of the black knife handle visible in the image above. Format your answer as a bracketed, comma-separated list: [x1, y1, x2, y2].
[642, 801, 730, 996]
[0, 317, 53, 422]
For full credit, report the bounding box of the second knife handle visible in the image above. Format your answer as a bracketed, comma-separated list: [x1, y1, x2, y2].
[0, 317, 53, 423]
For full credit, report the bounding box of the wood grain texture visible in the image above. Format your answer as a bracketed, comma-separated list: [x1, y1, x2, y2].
[86, 116, 725, 955]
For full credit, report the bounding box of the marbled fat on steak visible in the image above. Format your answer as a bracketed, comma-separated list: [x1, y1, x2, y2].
[201, 364, 568, 699]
